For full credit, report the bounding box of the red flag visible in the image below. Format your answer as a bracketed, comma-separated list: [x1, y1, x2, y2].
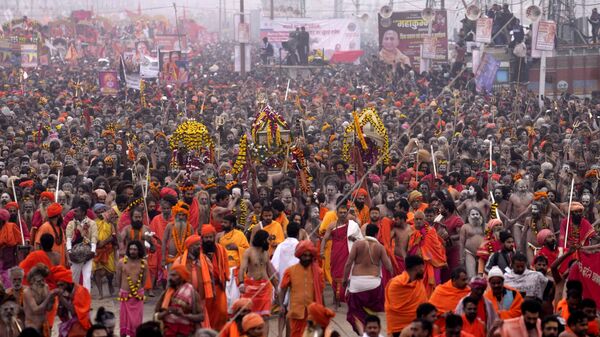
[569, 252, 600, 306]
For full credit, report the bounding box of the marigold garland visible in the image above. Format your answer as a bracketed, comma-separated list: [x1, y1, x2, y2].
[117, 256, 146, 301]
[239, 201, 248, 228]
[342, 107, 390, 165]
[169, 120, 214, 152]
[251, 105, 289, 148]
[172, 222, 192, 256]
[232, 135, 248, 175]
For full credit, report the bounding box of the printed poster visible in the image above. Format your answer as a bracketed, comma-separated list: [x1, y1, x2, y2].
[475, 18, 493, 44]
[99, 70, 119, 96]
[20, 44, 38, 68]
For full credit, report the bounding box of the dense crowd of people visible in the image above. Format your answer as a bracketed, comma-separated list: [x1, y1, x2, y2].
[0, 10, 599, 337]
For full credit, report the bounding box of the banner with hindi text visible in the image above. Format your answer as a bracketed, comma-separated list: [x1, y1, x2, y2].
[569, 252, 600, 306]
[378, 10, 448, 71]
[20, 44, 38, 68]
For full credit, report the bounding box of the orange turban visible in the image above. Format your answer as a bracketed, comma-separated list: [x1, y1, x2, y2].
[47, 203, 63, 218]
[408, 190, 423, 203]
[171, 264, 191, 282]
[352, 188, 368, 198]
[533, 191, 548, 200]
[51, 266, 73, 284]
[40, 191, 54, 201]
[184, 234, 201, 248]
[200, 224, 217, 236]
[570, 202, 584, 212]
[294, 240, 318, 258]
[231, 298, 253, 314]
[172, 201, 190, 217]
[18, 180, 33, 188]
[464, 176, 478, 185]
[242, 313, 264, 332]
[307, 303, 335, 329]
[5, 202, 18, 210]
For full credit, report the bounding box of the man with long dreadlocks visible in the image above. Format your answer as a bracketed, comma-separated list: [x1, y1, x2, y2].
[163, 201, 193, 268]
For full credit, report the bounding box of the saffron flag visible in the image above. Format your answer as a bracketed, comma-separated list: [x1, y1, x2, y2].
[569, 252, 600, 306]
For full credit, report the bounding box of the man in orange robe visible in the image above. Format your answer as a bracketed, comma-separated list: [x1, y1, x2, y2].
[172, 234, 213, 328]
[385, 255, 428, 337]
[460, 296, 486, 337]
[352, 188, 370, 226]
[180, 182, 200, 231]
[150, 195, 177, 287]
[429, 267, 471, 330]
[34, 203, 67, 267]
[221, 298, 253, 337]
[272, 200, 289, 233]
[407, 191, 429, 223]
[52, 266, 92, 337]
[279, 240, 324, 337]
[485, 266, 523, 319]
[0, 209, 23, 286]
[200, 224, 229, 330]
[408, 211, 447, 295]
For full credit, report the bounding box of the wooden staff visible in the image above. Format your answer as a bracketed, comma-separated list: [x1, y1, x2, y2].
[10, 181, 25, 245]
[563, 177, 576, 250]
[55, 170, 61, 202]
[431, 145, 437, 178]
[489, 140, 493, 172]
[284, 79, 290, 101]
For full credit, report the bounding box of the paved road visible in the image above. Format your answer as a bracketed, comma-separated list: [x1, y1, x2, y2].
[81, 285, 388, 336]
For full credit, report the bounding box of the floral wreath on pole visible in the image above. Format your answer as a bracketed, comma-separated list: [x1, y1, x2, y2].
[342, 107, 390, 165]
[169, 119, 214, 170]
[249, 105, 291, 167]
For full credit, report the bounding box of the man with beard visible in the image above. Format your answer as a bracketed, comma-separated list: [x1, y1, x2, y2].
[179, 181, 200, 231]
[485, 266, 524, 319]
[560, 202, 596, 256]
[52, 265, 92, 337]
[119, 206, 156, 295]
[171, 234, 212, 328]
[484, 230, 515, 274]
[271, 199, 290, 233]
[439, 200, 464, 281]
[5, 202, 29, 242]
[65, 200, 97, 292]
[455, 277, 499, 332]
[31, 191, 54, 233]
[218, 214, 249, 307]
[503, 253, 548, 300]
[459, 296, 485, 337]
[250, 206, 284, 258]
[408, 191, 429, 223]
[561, 310, 590, 337]
[200, 224, 229, 331]
[429, 267, 471, 330]
[253, 165, 283, 190]
[239, 230, 279, 336]
[220, 298, 253, 337]
[116, 240, 147, 337]
[155, 265, 204, 337]
[522, 202, 553, 262]
[379, 191, 396, 219]
[0, 209, 23, 286]
[343, 225, 392, 334]
[163, 201, 192, 268]
[21, 201, 35, 233]
[506, 179, 533, 250]
[6, 267, 24, 310]
[34, 203, 66, 266]
[149, 194, 178, 289]
[385, 255, 427, 337]
[493, 299, 542, 337]
[352, 188, 370, 226]
[0, 295, 23, 337]
[23, 264, 58, 337]
[408, 211, 446, 295]
[541, 316, 560, 337]
[92, 203, 116, 299]
[279, 240, 324, 337]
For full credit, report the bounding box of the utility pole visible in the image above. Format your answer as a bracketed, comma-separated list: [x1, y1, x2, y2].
[240, 0, 246, 76]
[270, 0, 274, 19]
[538, 0, 547, 109]
[173, 3, 183, 51]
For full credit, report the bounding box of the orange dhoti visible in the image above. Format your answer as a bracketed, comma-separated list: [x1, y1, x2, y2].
[290, 318, 307, 337]
[206, 284, 228, 330]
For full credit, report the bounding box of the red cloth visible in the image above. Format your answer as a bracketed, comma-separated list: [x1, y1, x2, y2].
[329, 50, 364, 64]
[188, 198, 200, 231]
[569, 252, 600, 308]
[72, 285, 92, 330]
[19, 250, 53, 287]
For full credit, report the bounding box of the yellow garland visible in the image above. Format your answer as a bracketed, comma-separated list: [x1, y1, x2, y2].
[353, 110, 368, 150]
[169, 120, 214, 152]
[232, 135, 248, 175]
[117, 256, 146, 301]
[342, 107, 390, 165]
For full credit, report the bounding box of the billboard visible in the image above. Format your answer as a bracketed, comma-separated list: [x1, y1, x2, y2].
[260, 18, 361, 59]
[261, 0, 302, 18]
[20, 44, 38, 68]
[378, 10, 448, 71]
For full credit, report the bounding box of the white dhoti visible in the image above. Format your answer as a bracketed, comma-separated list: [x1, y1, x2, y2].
[348, 275, 382, 294]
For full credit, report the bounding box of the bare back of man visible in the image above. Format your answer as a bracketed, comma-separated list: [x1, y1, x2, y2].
[391, 225, 411, 260]
[244, 246, 271, 281]
[347, 239, 392, 277]
[23, 276, 57, 334]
